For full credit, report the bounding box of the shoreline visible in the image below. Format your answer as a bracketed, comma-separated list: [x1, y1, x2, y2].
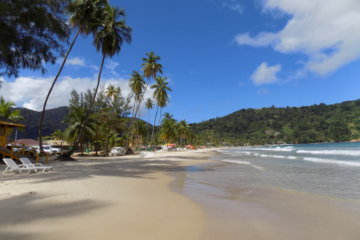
[174, 149, 360, 240]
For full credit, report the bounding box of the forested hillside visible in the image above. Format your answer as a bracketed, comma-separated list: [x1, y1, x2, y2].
[14, 107, 69, 139]
[191, 100, 360, 145]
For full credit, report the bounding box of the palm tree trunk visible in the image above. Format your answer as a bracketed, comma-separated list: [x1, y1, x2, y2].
[38, 29, 80, 151]
[89, 54, 105, 112]
[151, 105, 159, 146]
[127, 79, 151, 147]
[75, 54, 105, 148]
[146, 110, 150, 146]
[154, 107, 163, 142]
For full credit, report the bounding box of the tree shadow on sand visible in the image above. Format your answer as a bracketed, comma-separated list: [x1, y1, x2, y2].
[0, 156, 213, 184]
[0, 192, 108, 240]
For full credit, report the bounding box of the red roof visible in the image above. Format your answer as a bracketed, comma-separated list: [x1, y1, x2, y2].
[10, 139, 39, 146]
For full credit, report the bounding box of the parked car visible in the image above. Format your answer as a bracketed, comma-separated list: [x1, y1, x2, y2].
[50, 146, 62, 155]
[34, 145, 56, 155]
[109, 147, 126, 156]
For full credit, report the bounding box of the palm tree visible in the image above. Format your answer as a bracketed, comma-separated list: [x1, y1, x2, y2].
[150, 76, 171, 145]
[159, 114, 176, 144]
[176, 120, 190, 146]
[105, 84, 120, 101]
[128, 71, 145, 144]
[90, 4, 131, 115]
[0, 97, 22, 121]
[145, 98, 153, 145]
[39, 0, 107, 151]
[65, 107, 95, 155]
[142, 52, 163, 79]
[132, 52, 163, 121]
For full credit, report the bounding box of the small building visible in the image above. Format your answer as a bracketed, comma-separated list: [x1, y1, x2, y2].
[10, 139, 39, 147]
[0, 121, 25, 146]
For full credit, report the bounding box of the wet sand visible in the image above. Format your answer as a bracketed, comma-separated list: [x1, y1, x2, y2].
[173, 157, 360, 240]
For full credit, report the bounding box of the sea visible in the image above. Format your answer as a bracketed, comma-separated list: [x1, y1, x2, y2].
[174, 142, 360, 239]
[183, 142, 360, 201]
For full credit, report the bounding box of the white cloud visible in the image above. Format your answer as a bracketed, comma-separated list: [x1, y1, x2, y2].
[235, 0, 360, 75]
[251, 62, 281, 85]
[0, 76, 154, 111]
[104, 60, 120, 77]
[57, 57, 87, 67]
[222, 0, 244, 14]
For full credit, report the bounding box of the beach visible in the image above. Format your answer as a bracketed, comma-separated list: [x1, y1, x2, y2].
[0, 150, 214, 240]
[1, 148, 360, 240]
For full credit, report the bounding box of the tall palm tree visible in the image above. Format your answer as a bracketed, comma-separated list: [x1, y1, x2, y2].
[39, 0, 107, 151]
[129, 71, 145, 117]
[90, 4, 131, 115]
[145, 98, 153, 145]
[132, 52, 163, 120]
[128, 71, 145, 145]
[150, 76, 171, 145]
[75, 4, 131, 151]
[0, 97, 22, 121]
[105, 84, 120, 101]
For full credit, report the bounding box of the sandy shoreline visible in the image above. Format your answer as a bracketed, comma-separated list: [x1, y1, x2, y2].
[0, 150, 215, 240]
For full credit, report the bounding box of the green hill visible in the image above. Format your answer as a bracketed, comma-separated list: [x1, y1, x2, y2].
[191, 99, 360, 146]
[13, 106, 69, 140]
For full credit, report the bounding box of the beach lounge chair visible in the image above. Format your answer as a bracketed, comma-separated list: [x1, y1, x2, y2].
[19, 157, 53, 173]
[2, 158, 32, 174]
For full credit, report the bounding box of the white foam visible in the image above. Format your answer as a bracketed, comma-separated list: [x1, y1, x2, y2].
[222, 159, 264, 171]
[256, 147, 295, 152]
[297, 149, 360, 156]
[303, 157, 360, 167]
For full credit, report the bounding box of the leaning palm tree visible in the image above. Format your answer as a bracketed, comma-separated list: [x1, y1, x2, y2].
[0, 97, 23, 121]
[145, 98, 153, 145]
[150, 76, 171, 145]
[39, 0, 107, 151]
[90, 4, 131, 115]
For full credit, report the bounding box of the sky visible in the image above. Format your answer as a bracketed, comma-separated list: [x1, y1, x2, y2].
[1, 0, 360, 124]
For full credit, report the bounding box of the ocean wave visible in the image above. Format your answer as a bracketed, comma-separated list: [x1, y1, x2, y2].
[252, 153, 297, 160]
[256, 147, 295, 152]
[303, 157, 360, 167]
[222, 159, 264, 171]
[297, 150, 360, 156]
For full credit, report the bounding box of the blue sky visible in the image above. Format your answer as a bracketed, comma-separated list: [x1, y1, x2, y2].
[2, 0, 360, 123]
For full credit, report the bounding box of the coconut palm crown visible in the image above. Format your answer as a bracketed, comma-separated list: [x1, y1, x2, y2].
[129, 71, 145, 102]
[93, 5, 132, 57]
[142, 52, 163, 79]
[151, 76, 171, 108]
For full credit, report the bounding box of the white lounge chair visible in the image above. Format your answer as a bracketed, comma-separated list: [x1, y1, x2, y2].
[19, 157, 53, 172]
[2, 158, 32, 174]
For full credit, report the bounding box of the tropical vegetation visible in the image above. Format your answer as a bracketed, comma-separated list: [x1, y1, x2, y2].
[191, 100, 360, 146]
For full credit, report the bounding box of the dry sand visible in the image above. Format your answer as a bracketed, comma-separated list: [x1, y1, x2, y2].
[0, 150, 214, 240]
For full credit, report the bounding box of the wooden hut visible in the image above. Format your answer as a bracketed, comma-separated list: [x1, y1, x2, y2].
[0, 121, 25, 146]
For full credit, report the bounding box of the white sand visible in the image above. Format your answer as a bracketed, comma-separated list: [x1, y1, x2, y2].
[0, 150, 215, 240]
